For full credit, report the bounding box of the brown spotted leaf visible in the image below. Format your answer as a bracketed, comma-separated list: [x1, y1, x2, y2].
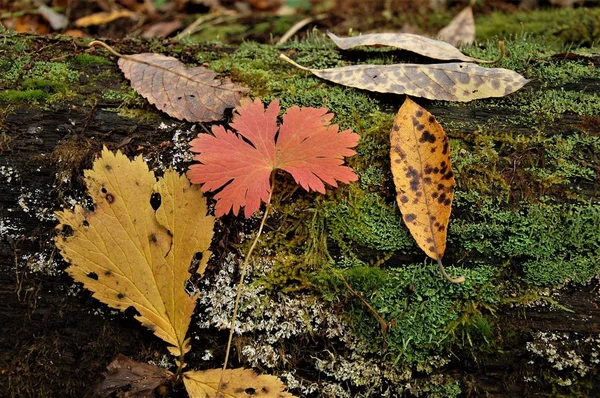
[55, 148, 215, 357]
[280, 55, 530, 102]
[327, 31, 478, 62]
[183, 368, 296, 398]
[118, 53, 248, 122]
[437, 6, 476, 47]
[95, 354, 173, 397]
[390, 98, 454, 261]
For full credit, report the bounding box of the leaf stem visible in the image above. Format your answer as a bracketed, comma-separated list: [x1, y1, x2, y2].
[436, 256, 465, 284]
[88, 40, 124, 58]
[475, 40, 505, 64]
[279, 54, 312, 71]
[217, 173, 275, 395]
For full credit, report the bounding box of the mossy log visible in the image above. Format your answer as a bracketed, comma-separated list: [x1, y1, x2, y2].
[1, 22, 600, 397]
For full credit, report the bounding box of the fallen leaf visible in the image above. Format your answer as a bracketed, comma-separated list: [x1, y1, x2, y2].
[37, 4, 68, 30]
[183, 368, 296, 398]
[95, 354, 173, 397]
[327, 32, 478, 62]
[390, 98, 453, 261]
[187, 98, 359, 218]
[437, 6, 475, 46]
[141, 20, 183, 39]
[75, 10, 137, 27]
[55, 148, 214, 357]
[280, 54, 530, 102]
[118, 52, 248, 122]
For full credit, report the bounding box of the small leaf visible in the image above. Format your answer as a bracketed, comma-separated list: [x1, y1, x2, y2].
[390, 98, 454, 260]
[187, 98, 359, 218]
[183, 368, 296, 398]
[437, 6, 476, 47]
[280, 55, 530, 102]
[55, 148, 215, 357]
[95, 354, 173, 398]
[327, 31, 478, 62]
[118, 53, 248, 122]
[75, 10, 136, 27]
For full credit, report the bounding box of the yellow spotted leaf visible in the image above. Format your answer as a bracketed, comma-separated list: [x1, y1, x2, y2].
[327, 31, 478, 62]
[183, 368, 296, 398]
[280, 55, 530, 102]
[390, 98, 464, 283]
[55, 147, 214, 357]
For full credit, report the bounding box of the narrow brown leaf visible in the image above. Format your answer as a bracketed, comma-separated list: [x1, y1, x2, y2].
[89, 41, 248, 122]
[437, 6, 476, 46]
[280, 54, 530, 102]
[95, 354, 173, 397]
[75, 10, 136, 27]
[327, 31, 478, 62]
[390, 98, 464, 283]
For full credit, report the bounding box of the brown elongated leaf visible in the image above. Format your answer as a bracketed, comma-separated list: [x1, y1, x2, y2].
[280, 55, 530, 102]
[118, 52, 248, 122]
[75, 10, 137, 27]
[95, 354, 173, 398]
[326, 31, 478, 62]
[437, 6, 476, 46]
[390, 98, 463, 283]
[55, 148, 215, 357]
[183, 368, 297, 398]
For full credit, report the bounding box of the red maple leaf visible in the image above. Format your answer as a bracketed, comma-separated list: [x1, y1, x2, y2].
[187, 98, 360, 218]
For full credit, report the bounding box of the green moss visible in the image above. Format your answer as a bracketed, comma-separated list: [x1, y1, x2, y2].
[475, 7, 600, 49]
[0, 89, 48, 102]
[25, 61, 79, 84]
[71, 53, 112, 65]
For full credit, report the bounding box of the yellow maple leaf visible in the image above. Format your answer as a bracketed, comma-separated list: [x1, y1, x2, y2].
[183, 368, 297, 398]
[55, 147, 214, 356]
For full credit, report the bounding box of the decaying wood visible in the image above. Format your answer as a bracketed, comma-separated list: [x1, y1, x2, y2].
[1, 35, 599, 397]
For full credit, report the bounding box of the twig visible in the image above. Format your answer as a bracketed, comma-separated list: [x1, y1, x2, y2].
[175, 12, 239, 40]
[217, 173, 275, 395]
[337, 271, 388, 348]
[277, 15, 326, 45]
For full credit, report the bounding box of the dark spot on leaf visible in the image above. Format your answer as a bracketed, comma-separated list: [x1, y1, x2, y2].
[438, 224, 446, 231]
[416, 191, 422, 197]
[430, 147, 436, 153]
[410, 178, 419, 192]
[400, 195, 409, 204]
[189, 94, 195, 98]
[101, 187, 107, 193]
[117, 293, 125, 299]
[444, 198, 452, 206]
[424, 166, 433, 174]
[393, 124, 399, 131]
[150, 192, 161, 211]
[419, 131, 436, 143]
[149, 233, 158, 244]
[442, 142, 449, 155]
[177, 96, 182, 100]
[437, 193, 447, 204]
[440, 161, 446, 168]
[393, 145, 406, 160]
[424, 177, 432, 184]
[87, 272, 98, 280]
[412, 117, 419, 126]
[234, 388, 245, 393]
[442, 171, 454, 180]
[394, 159, 402, 164]
[416, 110, 424, 117]
[405, 167, 419, 179]
[105, 164, 112, 171]
[262, 387, 269, 393]
[105, 194, 114, 203]
[428, 116, 435, 123]
[437, 183, 445, 190]
[83, 220, 89, 227]
[433, 167, 440, 174]
[426, 238, 433, 243]
[429, 246, 435, 253]
[104, 270, 112, 276]
[404, 213, 417, 222]
[245, 388, 256, 395]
